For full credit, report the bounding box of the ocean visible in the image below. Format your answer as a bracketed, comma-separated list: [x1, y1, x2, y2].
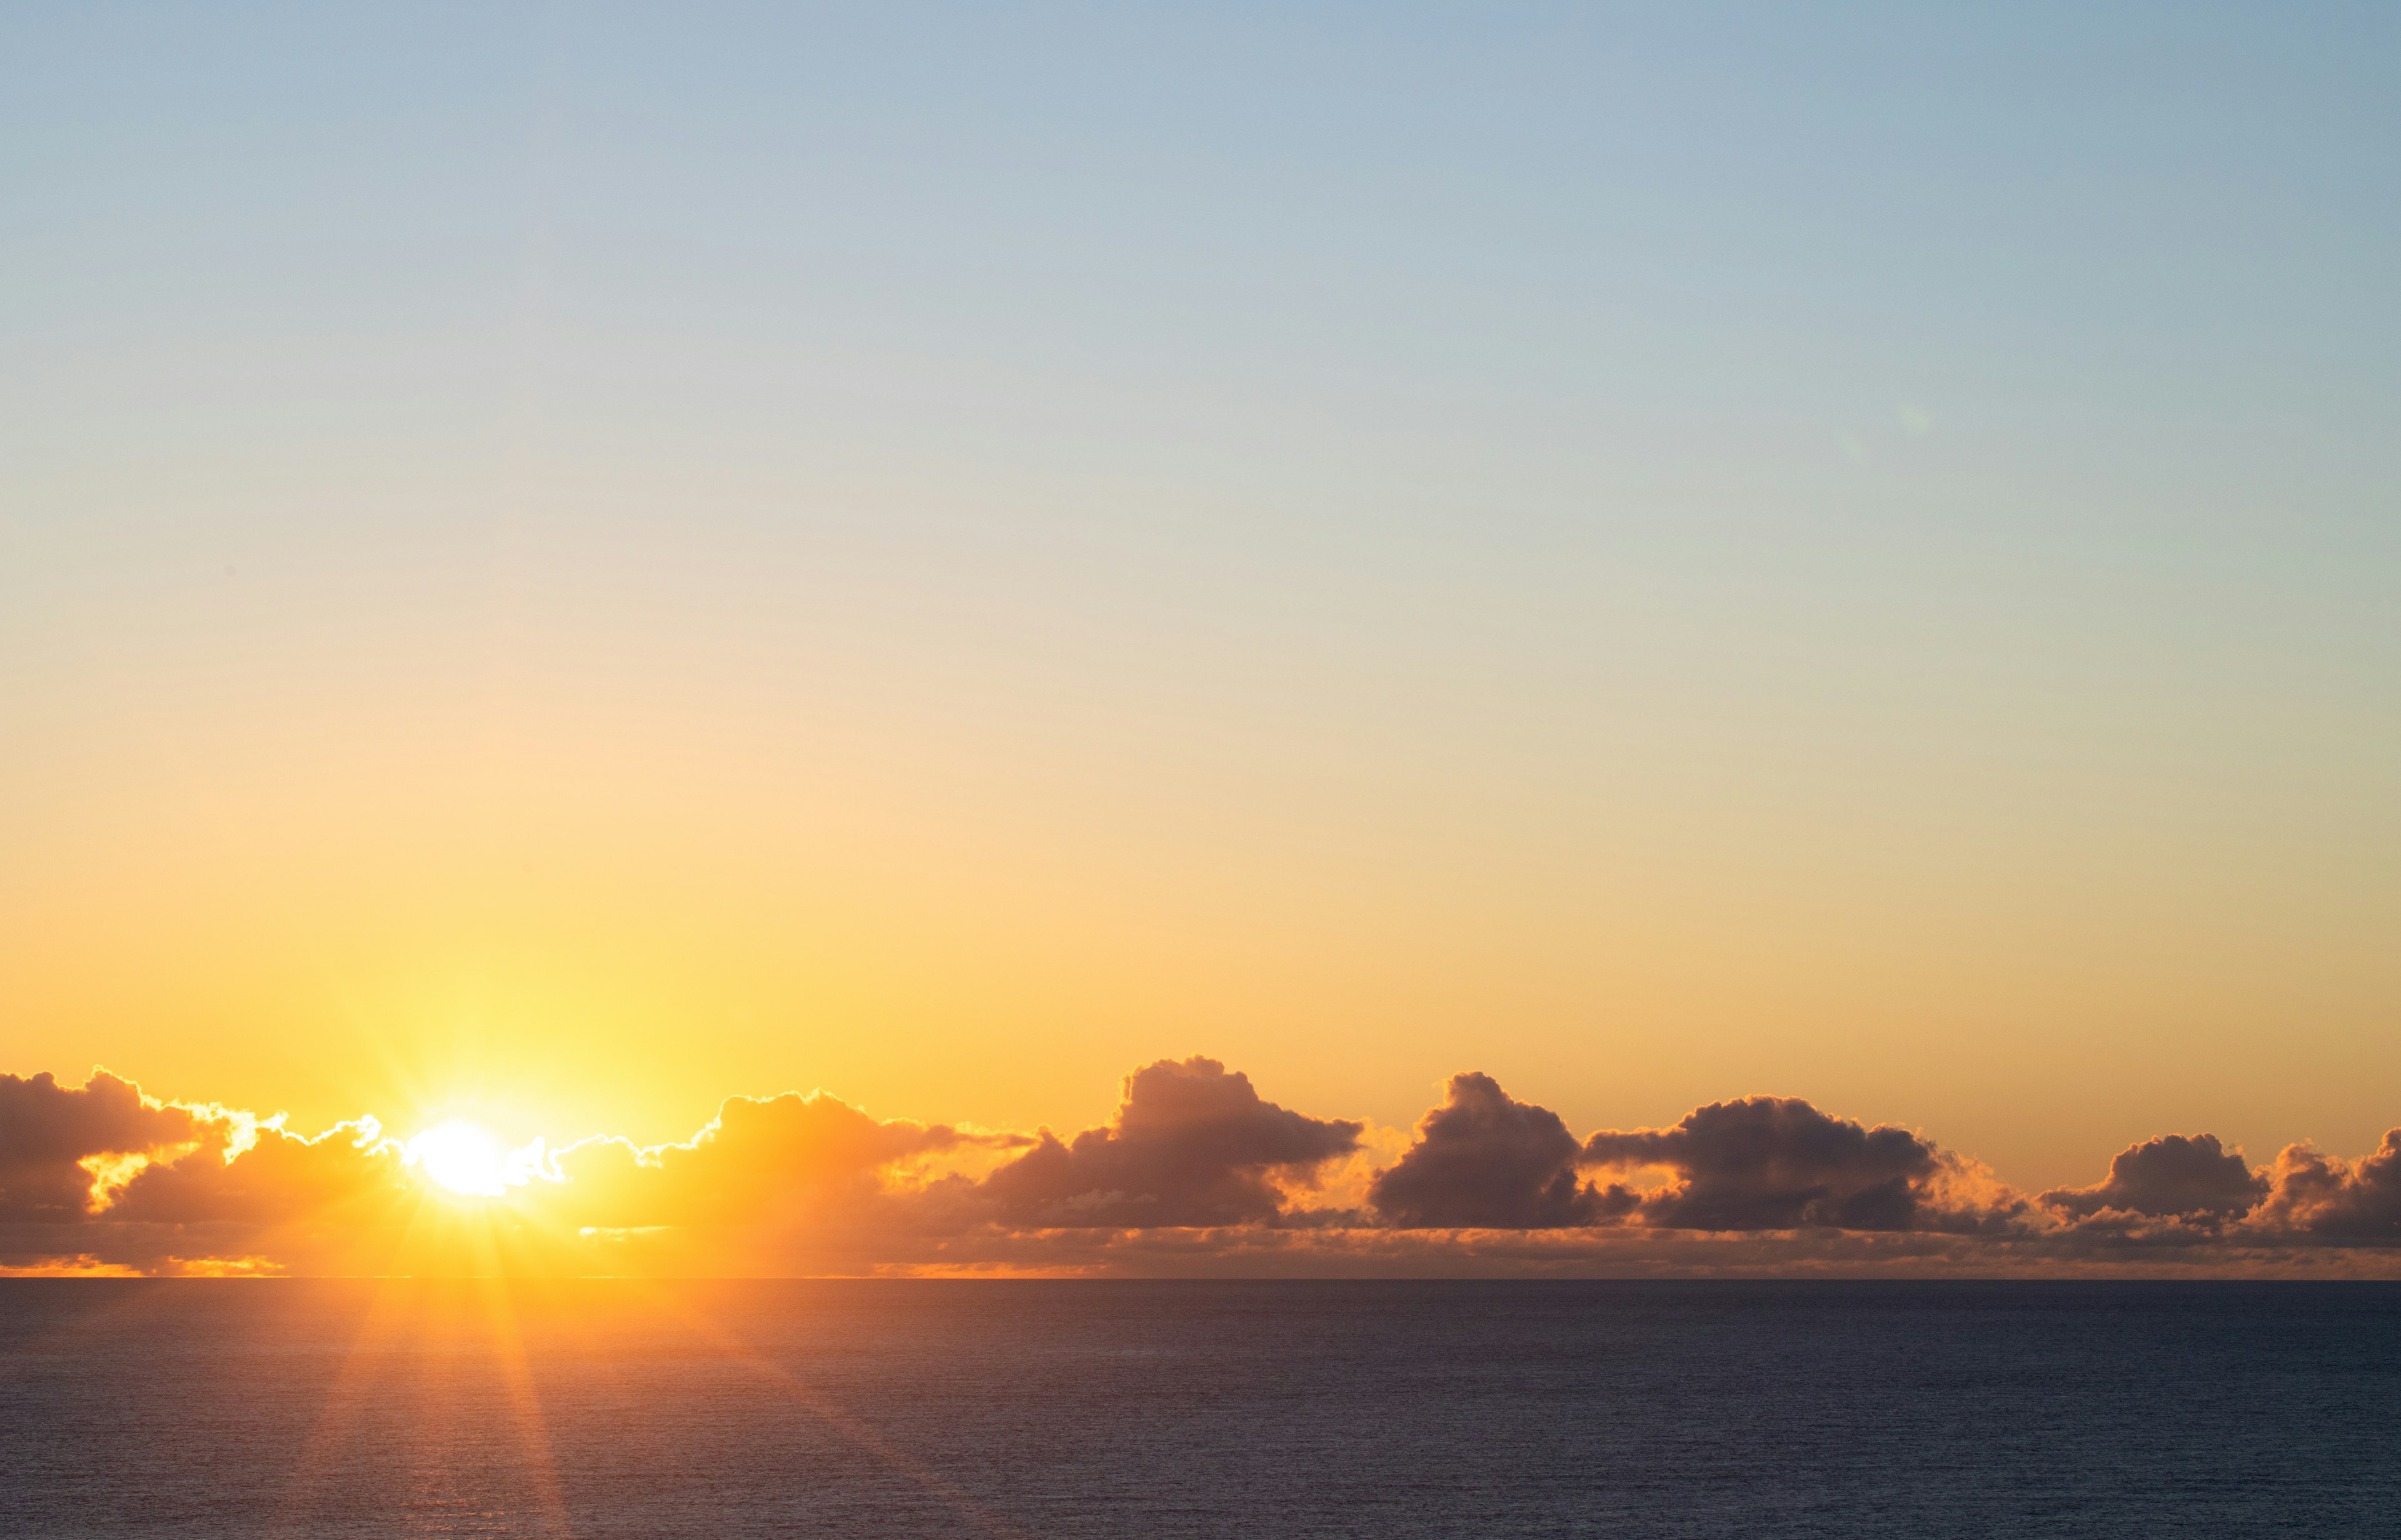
[3, 1279, 2395, 1537]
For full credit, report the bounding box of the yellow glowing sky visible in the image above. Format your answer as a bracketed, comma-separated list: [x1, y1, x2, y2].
[6, 627, 2395, 1196]
[6, 8, 2400, 1197]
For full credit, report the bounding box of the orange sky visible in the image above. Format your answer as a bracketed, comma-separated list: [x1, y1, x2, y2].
[5, 658, 2394, 1199]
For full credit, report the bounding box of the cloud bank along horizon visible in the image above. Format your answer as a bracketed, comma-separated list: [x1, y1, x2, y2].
[5, 1059, 2398, 1277]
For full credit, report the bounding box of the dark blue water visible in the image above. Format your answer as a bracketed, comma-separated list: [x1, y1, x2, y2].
[2, 1280, 2395, 1537]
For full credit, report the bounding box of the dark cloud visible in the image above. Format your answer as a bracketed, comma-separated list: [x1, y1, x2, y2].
[0, 1071, 199, 1221]
[2040, 1134, 2265, 1225]
[1369, 1074, 1636, 1229]
[1583, 1097, 2019, 1234]
[2252, 1132, 2401, 1243]
[978, 1057, 1361, 1227]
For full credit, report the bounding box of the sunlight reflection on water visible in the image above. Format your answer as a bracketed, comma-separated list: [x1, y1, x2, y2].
[4, 1279, 2397, 1538]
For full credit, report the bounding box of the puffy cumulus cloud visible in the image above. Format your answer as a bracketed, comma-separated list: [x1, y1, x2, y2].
[545, 1090, 985, 1230]
[107, 1117, 403, 1226]
[978, 1057, 1361, 1227]
[2252, 1132, 2401, 1244]
[0, 1077, 407, 1275]
[0, 1071, 201, 1220]
[1369, 1074, 1636, 1229]
[2040, 1134, 2266, 1226]
[9, 1059, 2401, 1276]
[1582, 1097, 2021, 1234]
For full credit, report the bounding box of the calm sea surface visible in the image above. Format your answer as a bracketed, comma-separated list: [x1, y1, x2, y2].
[3, 1279, 2396, 1537]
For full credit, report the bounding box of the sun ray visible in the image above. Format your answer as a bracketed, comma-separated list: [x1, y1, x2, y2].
[467, 1272, 580, 1539]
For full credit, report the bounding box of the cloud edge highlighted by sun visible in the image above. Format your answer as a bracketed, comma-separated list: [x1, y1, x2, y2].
[4, 1060, 2400, 1279]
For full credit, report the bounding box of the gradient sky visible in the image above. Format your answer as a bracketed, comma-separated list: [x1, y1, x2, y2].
[4, 3, 2397, 1194]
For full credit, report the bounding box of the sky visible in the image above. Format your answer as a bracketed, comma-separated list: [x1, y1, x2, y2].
[4, 2, 2398, 1261]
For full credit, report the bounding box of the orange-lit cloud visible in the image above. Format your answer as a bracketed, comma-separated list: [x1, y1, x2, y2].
[2252, 1132, 2401, 1244]
[545, 1091, 990, 1230]
[0, 1071, 199, 1220]
[109, 1116, 398, 1226]
[4, 1062, 2399, 1277]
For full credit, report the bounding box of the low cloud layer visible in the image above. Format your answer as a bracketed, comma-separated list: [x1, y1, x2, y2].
[547, 1090, 980, 1230]
[981, 1057, 1361, 1227]
[0, 1072, 200, 1221]
[2254, 1132, 2401, 1243]
[1368, 1074, 1631, 1229]
[1583, 1097, 2020, 1234]
[2040, 1134, 2267, 1226]
[4, 1060, 2398, 1277]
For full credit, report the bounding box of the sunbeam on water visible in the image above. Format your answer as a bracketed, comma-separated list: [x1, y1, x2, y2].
[3, 1281, 2398, 1539]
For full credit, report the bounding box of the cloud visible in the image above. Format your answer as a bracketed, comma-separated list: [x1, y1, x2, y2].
[8, 1059, 2401, 1275]
[2252, 1132, 2401, 1244]
[1582, 1097, 2020, 1234]
[0, 1076, 405, 1275]
[106, 1116, 400, 1226]
[977, 1057, 1361, 1227]
[546, 1090, 980, 1229]
[1369, 1074, 1635, 1229]
[0, 1071, 200, 1220]
[2040, 1134, 2265, 1226]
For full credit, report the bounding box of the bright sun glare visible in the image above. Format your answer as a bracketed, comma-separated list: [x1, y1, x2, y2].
[405, 1120, 511, 1199]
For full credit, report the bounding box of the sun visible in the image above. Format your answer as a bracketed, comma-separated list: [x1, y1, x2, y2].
[404, 1120, 511, 1198]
